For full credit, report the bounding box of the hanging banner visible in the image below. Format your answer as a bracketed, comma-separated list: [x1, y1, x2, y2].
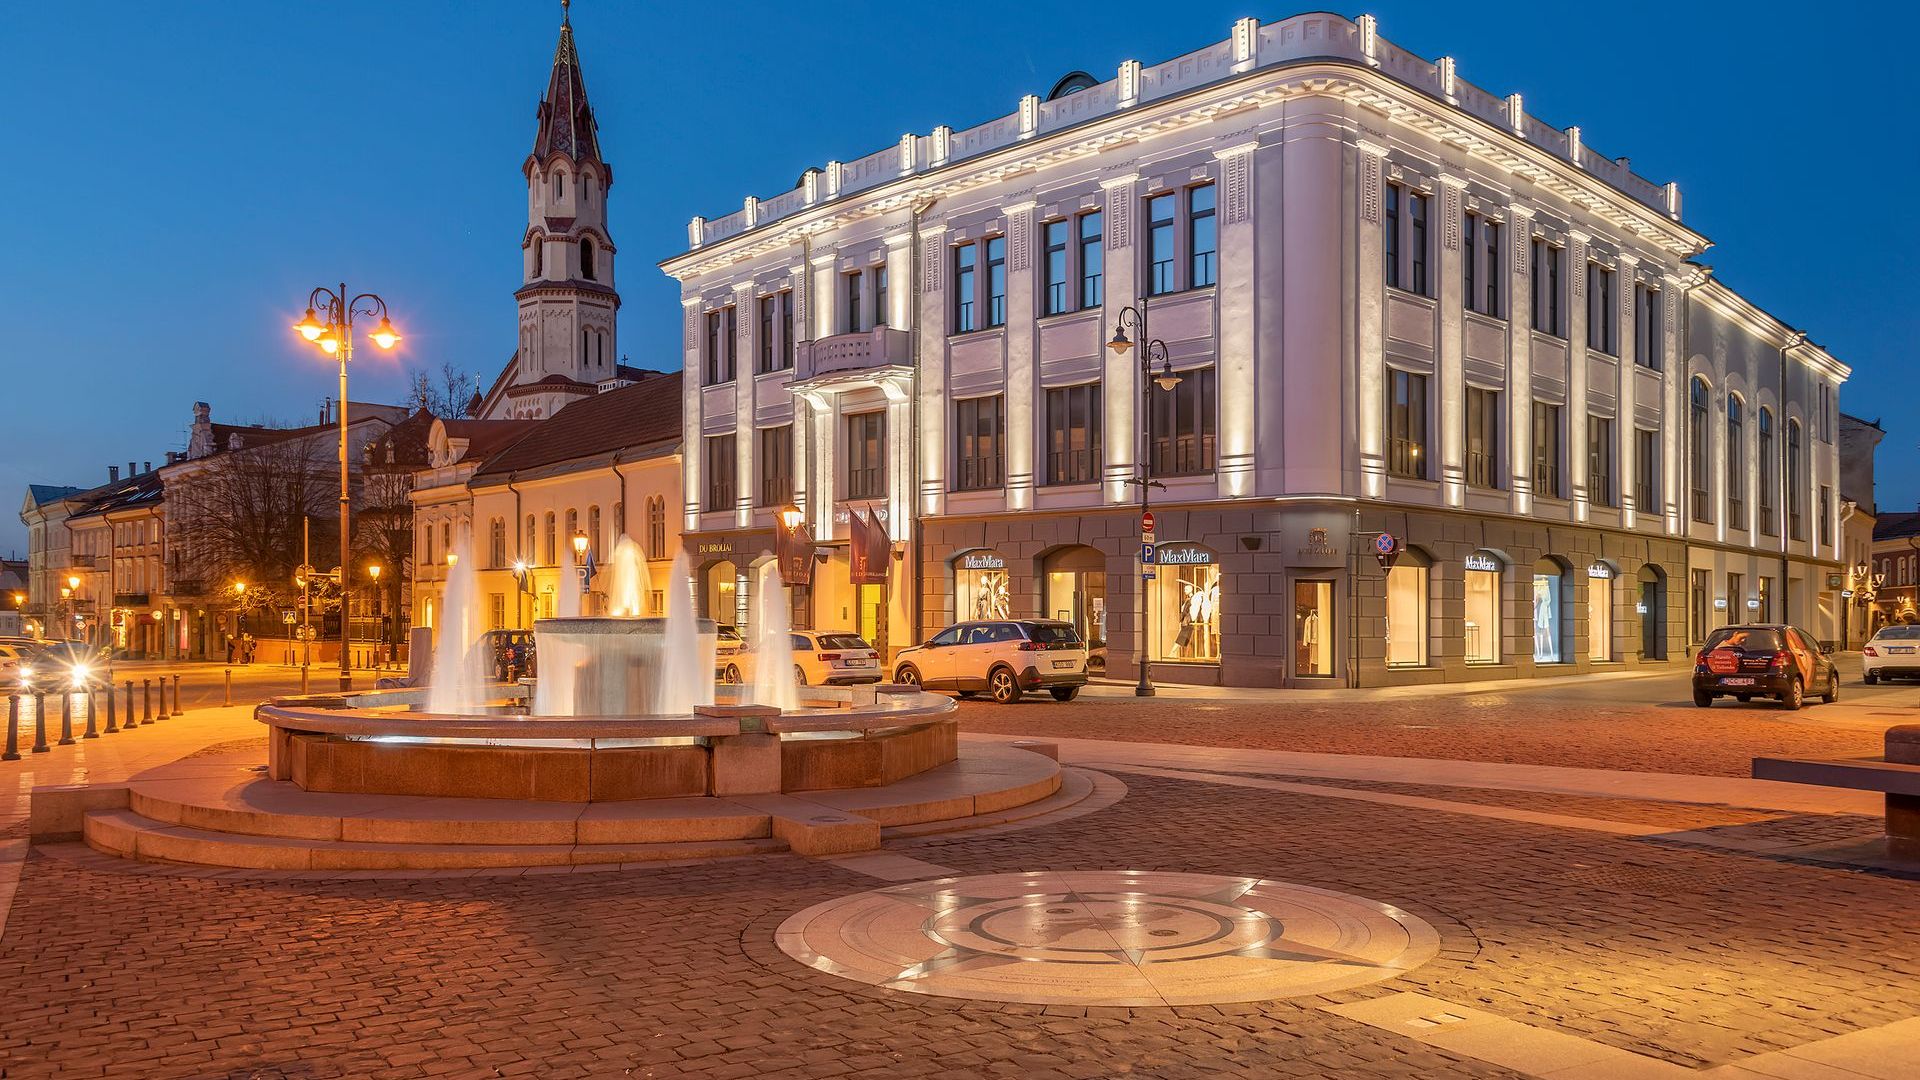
[850, 505, 891, 585]
[776, 517, 814, 587]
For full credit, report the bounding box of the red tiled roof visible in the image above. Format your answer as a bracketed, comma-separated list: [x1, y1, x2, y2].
[471, 372, 680, 480]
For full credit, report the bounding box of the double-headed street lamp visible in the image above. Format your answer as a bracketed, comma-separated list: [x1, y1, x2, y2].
[293, 285, 401, 690]
[1107, 303, 1184, 698]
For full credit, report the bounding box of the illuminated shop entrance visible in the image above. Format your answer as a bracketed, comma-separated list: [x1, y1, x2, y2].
[1042, 546, 1107, 673]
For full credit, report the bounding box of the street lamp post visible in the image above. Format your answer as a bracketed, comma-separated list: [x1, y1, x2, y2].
[293, 285, 401, 691]
[1106, 303, 1185, 698]
[512, 560, 533, 629]
[368, 563, 384, 667]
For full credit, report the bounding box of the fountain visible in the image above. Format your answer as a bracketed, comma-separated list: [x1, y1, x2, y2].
[606, 536, 650, 617]
[749, 560, 799, 712]
[425, 528, 487, 714]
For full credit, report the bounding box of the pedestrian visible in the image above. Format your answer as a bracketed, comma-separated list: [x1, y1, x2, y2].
[226, 635, 236, 664]
[243, 634, 256, 665]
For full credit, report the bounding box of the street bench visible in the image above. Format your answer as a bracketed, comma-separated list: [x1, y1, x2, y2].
[1754, 725, 1920, 857]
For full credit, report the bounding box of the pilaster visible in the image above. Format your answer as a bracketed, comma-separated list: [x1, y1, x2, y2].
[916, 223, 949, 519]
[1436, 173, 1468, 508]
[681, 296, 703, 531]
[1099, 173, 1139, 505]
[1506, 203, 1535, 517]
[810, 252, 839, 341]
[733, 281, 757, 529]
[1213, 142, 1258, 499]
[1003, 201, 1038, 511]
[1354, 140, 1389, 500]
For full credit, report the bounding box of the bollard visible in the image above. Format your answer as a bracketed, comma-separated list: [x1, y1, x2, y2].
[31, 691, 49, 753]
[224, 668, 233, 707]
[83, 687, 99, 739]
[172, 674, 183, 717]
[143, 679, 153, 724]
[4, 694, 19, 760]
[299, 666, 308, 695]
[105, 683, 119, 733]
[58, 690, 76, 746]
[124, 680, 134, 726]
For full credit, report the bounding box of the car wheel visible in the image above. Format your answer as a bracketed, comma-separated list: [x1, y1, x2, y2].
[988, 667, 1022, 704]
[1864, 671, 1878, 685]
[1736, 695, 1752, 703]
[1781, 677, 1804, 710]
[956, 691, 977, 699]
[894, 665, 920, 687]
[793, 666, 807, 686]
[1822, 672, 1838, 704]
[1693, 690, 1713, 708]
[1049, 686, 1081, 702]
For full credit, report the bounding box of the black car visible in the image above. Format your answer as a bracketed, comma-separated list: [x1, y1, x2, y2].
[1691, 624, 1838, 709]
[482, 630, 536, 682]
[27, 641, 110, 689]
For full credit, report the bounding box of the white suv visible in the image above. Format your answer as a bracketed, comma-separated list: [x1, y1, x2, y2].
[893, 620, 1089, 703]
[719, 632, 883, 687]
[1863, 625, 1920, 684]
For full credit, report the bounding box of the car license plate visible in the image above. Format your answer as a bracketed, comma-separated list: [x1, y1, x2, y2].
[845, 658, 872, 667]
[1052, 660, 1075, 670]
[1892, 647, 1916, 655]
[1720, 676, 1756, 686]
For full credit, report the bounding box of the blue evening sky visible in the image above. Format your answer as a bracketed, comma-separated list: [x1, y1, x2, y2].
[2, 1, 1914, 555]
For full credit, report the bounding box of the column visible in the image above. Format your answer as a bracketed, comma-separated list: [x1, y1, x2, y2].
[801, 391, 835, 543]
[1099, 173, 1138, 506]
[1003, 201, 1037, 511]
[1657, 274, 1681, 536]
[1568, 232, 1592, 520]
[790, 260, 810, 516]
[1506, 203, 1535, 517]
[1354, 141, 1390, 500]
[811, 252, 839, 340]
[883, 234, 912, 331]
[681, 296, 703, 531]
[1436, 174, 1468, 507]
[1213, 142, 1258, 498]
[733, 280, 757, 529]
[917, 224, 949, 519]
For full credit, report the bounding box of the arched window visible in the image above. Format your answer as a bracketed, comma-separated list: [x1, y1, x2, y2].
[553, 172, 564, 200]
[1587, 561, 1617, 662]
[647, 497, 666, 559]
[588, 506, 601, 554]
[1386, 547, 1432, 667]
[1688, 377, 1711, 523]
[1726, 395, 1745, 524]
[531, 239, 543, 278]
[581, 238, 596, 281]
[613, 501, 625, 540]
[1787, 419, 1804, 540]
[1758, 407, 1776, 534]
[1532, 557, 1568, 664]
[525, 515, 536, 562]
[543, 512, 556, 565]
[1464, 550, 1504, 663]
[564, 509, 579, 557]
[488, 518, 506, 569]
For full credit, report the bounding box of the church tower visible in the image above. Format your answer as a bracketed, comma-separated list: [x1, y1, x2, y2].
[485, 2, 618, 419]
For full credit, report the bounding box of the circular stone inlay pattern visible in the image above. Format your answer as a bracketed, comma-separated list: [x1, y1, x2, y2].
[774, 870, 1440, 1006]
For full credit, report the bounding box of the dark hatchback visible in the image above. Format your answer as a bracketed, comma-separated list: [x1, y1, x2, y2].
[1691, 624, 1838, 709]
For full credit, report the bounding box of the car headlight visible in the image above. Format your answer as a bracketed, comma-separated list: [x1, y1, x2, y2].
[18, 664, 34, 683]
[69, 662, 92, 686]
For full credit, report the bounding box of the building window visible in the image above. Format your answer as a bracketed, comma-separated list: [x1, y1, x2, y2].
[757, 425, 793, 507]
[1634, 427, 1659, 515]
[1532, 560, 1565, 664]
[843, 271, 863, 334]
[588, 505, 601, 555]
[1146, 192, 1176, 295]
[1464, 213, 1501, 317]
[1819, 383, 1833, 442]
[1386, 550, 1430, 667]
[844, 412, 886, 500]
[1758, 576, 1772, 623]
[543, 512, 556, 565]
[1689, 377, 1712, 523]
[1188, 184, 1217, 288]
[1384, 184, 1400, 290]
[780, 290, 795, 369]
[488, 518, 506, 569]
[758, 295, 776, 372]
[646, 497, 666, 559]
[1465, 386, 1499, 489]
[580, 238, 595, 282]
[1532, 238, 1564, 337]
[1787, 419, 1804, 541]
[1729, 572, 1745, 625]
[955, 552, 1011, 621]
[1154, 545, 1220, 662]
[525, 514, 536, 561]
[1409, 188, 1430, 295]
[953, 243, 976, 332]
[1758, 408, 1776, 535]
[1045, 383, 1102, 485]
[1043, 219, 1070, 315]
[1690, 569, 1710, 643]
[1727, 395, 1745, 525]
[1532, 403, 1562, 499]
[704, 434, 736, 512]
[874, 264, 888, 329]
[1588, 564, 1614, 662]
[564, 509, 578, 554]
[953, 396, 1004, 491]
[1820, 485, 1832, 547]
[1387, 369, 1429, 480]
[1636, 285, 1662, 369]
[1079, 210, 1104, 309]
[614, 500, 625, 539]
[985, 236, 1007, 328]
[489, 593, 506, 632]
[1589, 416, 1615, 508]
[1465, 551, 1502, 663]
[1587, 262, 1616, 355]
[1149, 366, 1217, 477]
[704, 307, 735, 384]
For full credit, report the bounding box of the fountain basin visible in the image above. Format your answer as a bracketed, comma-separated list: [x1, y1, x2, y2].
[256, 684, 959, 803]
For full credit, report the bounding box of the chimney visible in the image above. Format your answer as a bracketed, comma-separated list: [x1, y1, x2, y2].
[142, 461, 151, 474]
[108, 465, 120, 482]
[126, 461, 136, 479]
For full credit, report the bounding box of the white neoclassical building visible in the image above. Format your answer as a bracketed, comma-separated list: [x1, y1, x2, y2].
[661, 12, 1849, 688]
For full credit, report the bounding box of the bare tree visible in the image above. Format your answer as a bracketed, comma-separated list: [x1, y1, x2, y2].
[405, 362, 480, 418]
[168, 437, 343, 609]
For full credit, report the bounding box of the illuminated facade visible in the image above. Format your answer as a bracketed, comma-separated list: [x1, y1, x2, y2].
[663, 12, 1849, 685]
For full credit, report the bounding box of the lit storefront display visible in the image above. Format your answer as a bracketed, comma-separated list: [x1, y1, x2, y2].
[1464, 550, 1503, 663]
[1293, 580, 1334, 677]
[1154, 543, 1220, 663]
[1385, 551, 1430, 667]
[954, 551, 1010, 621]
[1532, 559, 1565, 663]
[1587, 562, 1614, 661]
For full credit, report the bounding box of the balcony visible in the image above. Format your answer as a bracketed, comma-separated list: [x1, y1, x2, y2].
[794, 327, 911, 386]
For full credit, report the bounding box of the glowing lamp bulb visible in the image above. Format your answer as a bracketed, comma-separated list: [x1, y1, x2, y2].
[369, 316, 400, 350]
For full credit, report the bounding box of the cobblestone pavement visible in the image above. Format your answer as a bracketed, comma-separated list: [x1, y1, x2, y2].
[955, 693, 1894, 776]
[3, 762, 1916, 1078]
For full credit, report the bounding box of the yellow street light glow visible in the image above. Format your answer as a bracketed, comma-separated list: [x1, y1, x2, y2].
[66, 574, 80, 590]
[233, 581, 247, 595]
[572, 534, 589, 557]
[368, 564, 382, 581]
[368, 316, 401, 350]
[512, 560, 528, 575]
[294, 307, 325, 341]
[60, 587, 71, 599]
[778, 503, 805, 531]
[317, 333, 341, 355]
[445, 552, 458, 567]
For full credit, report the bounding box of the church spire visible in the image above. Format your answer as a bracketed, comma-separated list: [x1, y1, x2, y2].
[530, 0, 600, 167]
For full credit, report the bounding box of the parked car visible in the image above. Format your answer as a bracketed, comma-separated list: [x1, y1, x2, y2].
[714, 624, 744, 656]
[0, 643, 34, 688]
[26, 641, 109, 689]
[893, 619, 1089, 704]
[1862, 625, 1920, 684]
[716, 632, 882, 687]
[481, 630, 536, 681]
[1691, 624, 1838, 709]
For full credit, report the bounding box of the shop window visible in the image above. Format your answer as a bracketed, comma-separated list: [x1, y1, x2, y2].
[1043, 546, 1107, 671]
[1294, 580, 1335, 678]
[954, 551, 1010, 621]
[1587, 563, 1614, 661]
[1533, 559, 1566, 663]
[1385, 549, 1430, 667]
[1155, 545, 1220, 662]
[1464, 550, 1503, 663]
